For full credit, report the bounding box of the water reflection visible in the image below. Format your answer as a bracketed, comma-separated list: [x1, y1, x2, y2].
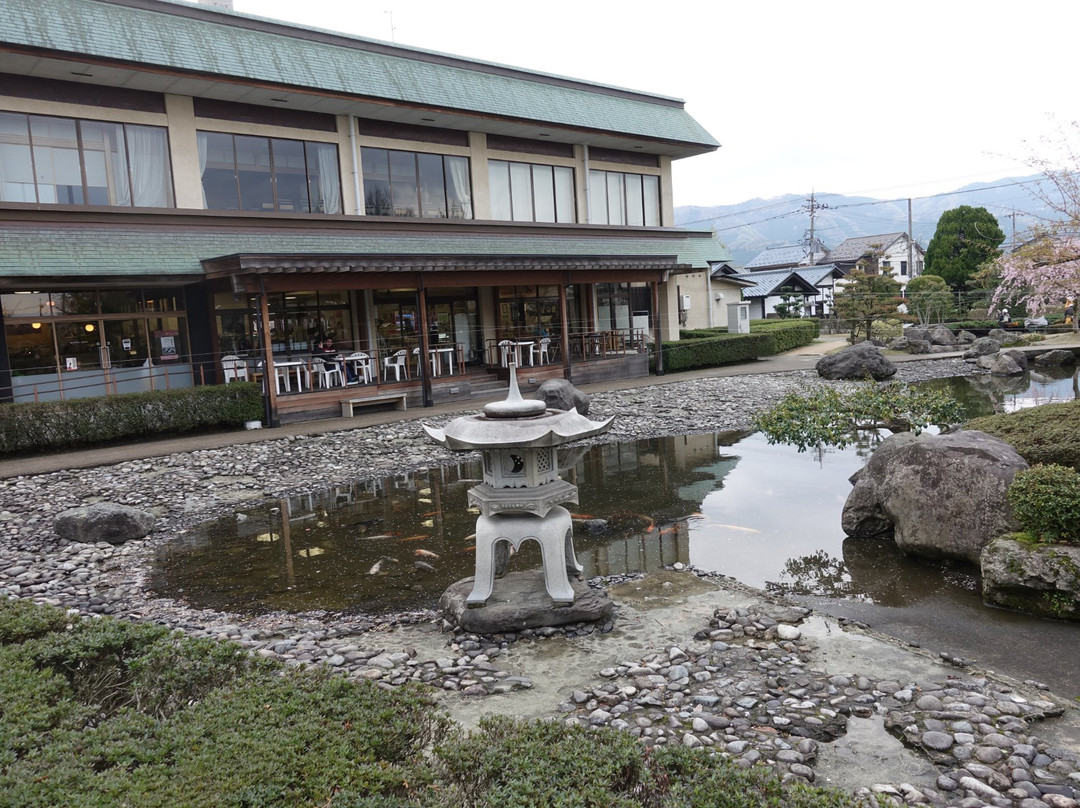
[151, 432, 750, 615]
[926, 366, 1080, 418]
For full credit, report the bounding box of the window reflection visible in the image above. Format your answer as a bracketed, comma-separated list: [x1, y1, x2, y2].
[362, 147, 472, 219]
[0, 112, 174, 207]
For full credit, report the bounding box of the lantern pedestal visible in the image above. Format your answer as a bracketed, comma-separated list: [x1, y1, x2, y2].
[469, 507, 581, 606]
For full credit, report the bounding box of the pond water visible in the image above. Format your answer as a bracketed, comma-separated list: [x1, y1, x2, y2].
[150, 366, 1080, 697]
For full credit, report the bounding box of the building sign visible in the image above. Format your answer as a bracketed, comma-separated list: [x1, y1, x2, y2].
[154, 330, 179, 361]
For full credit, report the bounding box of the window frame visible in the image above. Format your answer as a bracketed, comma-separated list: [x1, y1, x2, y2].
[0, 111, 175, 208]
[198, 130, 342, 214]
[361, 147, 473, 220]
[488, 159, 576, 223]
[588, 169, 661, 227]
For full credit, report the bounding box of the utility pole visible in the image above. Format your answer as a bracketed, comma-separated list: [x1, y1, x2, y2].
[907, 198, 914, 279]
[803, 192, 829, 265]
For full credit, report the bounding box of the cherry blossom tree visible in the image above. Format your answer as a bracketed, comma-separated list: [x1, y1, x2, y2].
[991, 120, 1080, 323]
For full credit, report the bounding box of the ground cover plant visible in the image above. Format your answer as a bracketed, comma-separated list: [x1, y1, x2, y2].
[966, 399, 1080, 470]
[0, 598, 873, 807]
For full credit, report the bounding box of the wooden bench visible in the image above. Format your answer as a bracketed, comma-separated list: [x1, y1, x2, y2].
[340, 393, 408, 417]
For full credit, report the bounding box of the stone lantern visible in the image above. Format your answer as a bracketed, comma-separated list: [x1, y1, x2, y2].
[423, 367, 613, 607]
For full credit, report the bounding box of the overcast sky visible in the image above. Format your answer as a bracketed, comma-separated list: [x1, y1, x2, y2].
[233, 0, 1076, 208]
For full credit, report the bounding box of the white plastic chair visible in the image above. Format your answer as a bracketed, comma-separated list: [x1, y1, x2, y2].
[383, 349, 408, 381]
[312, 357, 344, 388]
[538, 337, 552, 364]
[221, 355, 248, 383]
[498, 339, 515, 368]
[344, 352, 372, 384]
[412, 346, 439, 377]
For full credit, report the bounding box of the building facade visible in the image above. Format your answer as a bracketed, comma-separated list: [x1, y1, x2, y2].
[0, 0, 721, 423]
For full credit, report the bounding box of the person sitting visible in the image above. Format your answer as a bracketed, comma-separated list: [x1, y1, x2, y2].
[315, 337, 357, 385]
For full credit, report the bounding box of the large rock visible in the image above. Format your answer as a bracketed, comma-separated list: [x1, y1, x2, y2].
[988, 354, 1024, 376]
[962, 337, 1002, 358]
[981, 537, 1080, 620]
[54, 502, 155, 544]
[957, 330, 978, 344]
[816, 342, 897, 381]
[906, 339, 931, 355]
[440, 570, 613, 633]
[1000, 348, 1029, 371]
[532, 378, 589, 415]
[1034, 349, 1077, 367]
[905, 327, 931, 343]
[929, 325, 958, 346]
[842, 431, 1028, 564]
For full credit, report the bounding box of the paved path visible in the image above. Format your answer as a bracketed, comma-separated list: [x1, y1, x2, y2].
[3, 332, 1077, 479]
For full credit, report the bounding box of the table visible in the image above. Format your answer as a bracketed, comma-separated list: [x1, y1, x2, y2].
[258, 359, 308, 394]
[431, 346, 457, 376]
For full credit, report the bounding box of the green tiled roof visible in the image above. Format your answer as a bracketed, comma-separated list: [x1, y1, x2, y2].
[0, 221, 723, 279]
[3, 0, 718, 149]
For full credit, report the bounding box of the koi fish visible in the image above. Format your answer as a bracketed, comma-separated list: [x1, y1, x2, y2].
[658, 526, 678, 536]
[715, 524, 761, 534]
[418, 497, 433, 505]
[421, 519, 434, 527]
[462, 533, 476, 543]
[422, 510, 442, 517]
[414, 549, 440, 559]
[367, 559, 384, 575]
[414, 560, 436, 572]
[570, 514, 595, 520]
[399, 534, 430, 542]
[460, 545, 476, 553]
[361, 534, 395, 541]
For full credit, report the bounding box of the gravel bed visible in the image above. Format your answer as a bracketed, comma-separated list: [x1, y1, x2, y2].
[11, 359, 1077, 807]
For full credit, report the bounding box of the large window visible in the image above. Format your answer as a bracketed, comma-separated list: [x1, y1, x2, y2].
[198, 132, 342, 214]
[213, 291, 353, 356]
[362, 148, 472, 219]
[588, 170, 660, 226]
[0, 112, 174, 207]
[489, 160, 575, 223]
[2, 288, 190, 402]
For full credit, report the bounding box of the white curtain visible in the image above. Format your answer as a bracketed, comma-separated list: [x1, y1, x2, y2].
[128, 125, 171, 207]
[108, 125, 131, 206]
[197, 131, 209, 208]
[447, 156, 472, 219]
[316, 144, 341, 214]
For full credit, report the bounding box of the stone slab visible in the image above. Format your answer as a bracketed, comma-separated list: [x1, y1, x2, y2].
[440, 570, 614, 634]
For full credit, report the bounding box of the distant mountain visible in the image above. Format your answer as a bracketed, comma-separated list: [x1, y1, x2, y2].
[675, 175, 1053, 267]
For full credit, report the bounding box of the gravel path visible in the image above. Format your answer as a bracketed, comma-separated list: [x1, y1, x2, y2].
[8, 358, 1080, 807]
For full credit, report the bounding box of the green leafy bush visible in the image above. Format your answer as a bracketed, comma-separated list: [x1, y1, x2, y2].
[659, 333, 776, 372]
[753, 383, 965, 452]
[0, 382, 263, 456]
[967, 400, 1080, 470]
[1007, 464, 1080, 544]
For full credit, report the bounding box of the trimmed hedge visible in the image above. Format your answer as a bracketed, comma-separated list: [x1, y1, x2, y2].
[666, 319, 817, 373]
[0, 382, 263, 456]
[660, 332, 776, 372]
[750, 319, 819, 349]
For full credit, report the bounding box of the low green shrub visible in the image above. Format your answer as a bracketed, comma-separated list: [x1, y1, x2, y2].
[750, 318, 819, 349]
[659, 332, 775, 372]
[0, 596, 71, 644]
[0, 382, 263, 456]
[1007, 464, 1080, 545]
[966, 400, 1080, 470]
[433, 717, 866, 808]
[0, 600, 871, 807]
